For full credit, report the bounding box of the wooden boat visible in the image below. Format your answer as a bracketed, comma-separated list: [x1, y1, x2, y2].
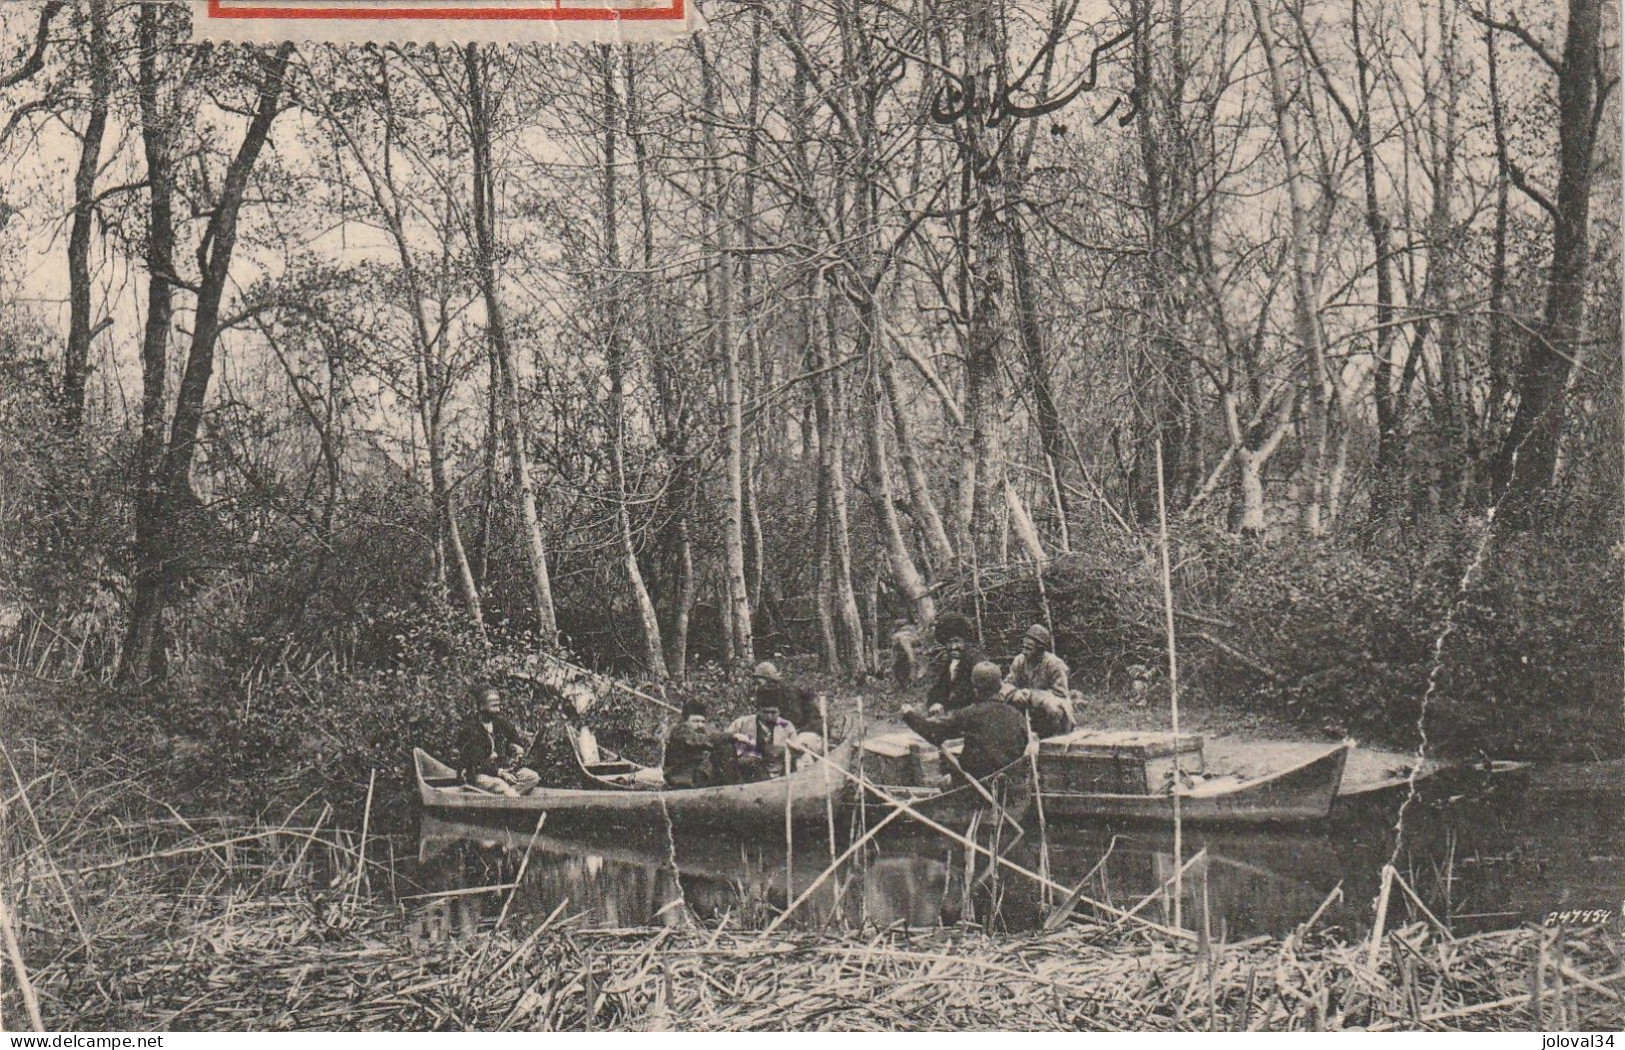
[1036, 730, 1348, 825]
[413, 739, 856, 826]
[849, 732, 1034, 826]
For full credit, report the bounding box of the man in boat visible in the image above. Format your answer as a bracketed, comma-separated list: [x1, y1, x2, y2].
[456, 685, 541, 796]
[923, 612, 986, 713]
[662, 701, 716, 789]
[902, 662, 1029, 780]
[750, 661, 824, 754]
[1002, 623, 1077, 739]
[725, 690, 798, 782]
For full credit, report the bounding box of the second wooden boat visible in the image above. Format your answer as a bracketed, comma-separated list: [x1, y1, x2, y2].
[1036, 730, 1349, 824]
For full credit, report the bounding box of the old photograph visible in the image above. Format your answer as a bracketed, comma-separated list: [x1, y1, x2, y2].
[0, 0, 1620, 1033]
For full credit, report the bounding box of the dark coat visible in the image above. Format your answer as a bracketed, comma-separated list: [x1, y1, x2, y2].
[456, 712, 524, 783]
[902, 701, 1029, 780]
[663, 721, 716, 789]
[924, 644, 987, 712]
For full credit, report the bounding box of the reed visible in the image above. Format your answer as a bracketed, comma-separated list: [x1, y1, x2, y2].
[2, 704, 1619, 1032]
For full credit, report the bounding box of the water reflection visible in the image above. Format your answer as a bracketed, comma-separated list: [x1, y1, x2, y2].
[410, 769, 1623, 940]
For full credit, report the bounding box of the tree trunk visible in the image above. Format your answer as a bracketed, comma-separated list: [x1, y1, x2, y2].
[625, 45, 691, 677]
[876, 341, 955, 572]
[359, 49, 484, 636]
[1250, 0, 1330, 536]
[1482, 13, 1513, 463]
[61, 0, 111, 433]
[120, 3, 175, 684]
[466, 44, 556, 641]
[599, 44, 666, 678]
[695, 37, 753, 667]
[821, 293, 867, 673]
[1008, 216, 1071, 543]
[865, 360, 935, 626]
[121, 39, 293, 683]
[1490, 0, 1603, 520]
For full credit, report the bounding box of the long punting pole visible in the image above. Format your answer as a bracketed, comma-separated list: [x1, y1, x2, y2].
[1155, 440, 1183, 930]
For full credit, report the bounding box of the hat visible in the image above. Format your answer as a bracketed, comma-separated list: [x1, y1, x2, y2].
[936, 612, 973, 642]
[681, 699, 707, 719]
[971, 662, 1003, 694]
[472, 683, 502, 705]
[1023, 624, 1052, 649]
[752, 661, 780, 682]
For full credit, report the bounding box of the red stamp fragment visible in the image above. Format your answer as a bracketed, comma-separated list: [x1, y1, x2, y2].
[195, 0, 698, 43]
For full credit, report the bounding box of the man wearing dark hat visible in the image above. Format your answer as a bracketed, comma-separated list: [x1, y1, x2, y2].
[662, 700, 716, 789]
[903, 662, 1030, 780]
[455, 685, 541, 796]
[923, 612, 987, 713]
[750, 660, 824, 753]
[726, 686, 798, 781]
[1004, 623, 1076, 739]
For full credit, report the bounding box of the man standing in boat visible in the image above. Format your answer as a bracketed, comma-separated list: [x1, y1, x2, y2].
[1003, 623, 1077, 739]
[903, 662, 1029, 780]
[456, 685, 541, 796]
[749, 661, 824, 754]
[726, 690, 798, 781]
[923, 612, 986, 712]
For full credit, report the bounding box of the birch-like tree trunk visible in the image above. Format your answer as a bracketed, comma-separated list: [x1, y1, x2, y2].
[599, 44, 666, 678]
[694, 37, 752, 666]
[1250, 0, 1330, 536]
[466, 45, 557, 642]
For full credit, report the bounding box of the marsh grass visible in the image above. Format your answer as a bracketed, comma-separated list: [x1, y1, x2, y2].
[2, 716, 1620, 1032]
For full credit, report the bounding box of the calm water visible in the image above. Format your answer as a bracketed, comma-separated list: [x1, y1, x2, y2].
[405, 770, 1623, 941]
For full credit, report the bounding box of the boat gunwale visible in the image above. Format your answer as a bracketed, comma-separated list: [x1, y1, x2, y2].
[413, 740, 856, 813]
[1038, 743, 1349, 823]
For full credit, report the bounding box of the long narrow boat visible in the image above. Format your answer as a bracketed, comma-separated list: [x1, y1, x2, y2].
[413, 739, 856, 826]
[849, 733, 1034, 826]
[1036, 730, 1348, 825]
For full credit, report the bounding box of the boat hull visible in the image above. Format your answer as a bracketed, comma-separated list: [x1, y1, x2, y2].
[848, 752, 1035, 827]
[1039, 743, 1349, 825]
[414, 741, 854, 826]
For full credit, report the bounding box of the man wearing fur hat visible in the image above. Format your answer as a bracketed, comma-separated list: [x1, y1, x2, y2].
[923, 612, 987, 713]
[1004, 623, 1076, 739]
[749, 660, 825, 754]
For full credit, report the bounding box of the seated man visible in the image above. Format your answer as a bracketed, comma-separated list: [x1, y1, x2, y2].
[902, 662, 1029, 780]
[750, 661, 824, 754]
[1004, 624, 1077, 739]
[923, 612, 987, 713]
[456, 685, 540, 796]
[663, 701, 716, 789]
[725, 692, 798, 782]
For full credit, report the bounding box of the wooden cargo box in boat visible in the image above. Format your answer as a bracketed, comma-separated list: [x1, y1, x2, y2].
[1037, 729, 1348, 824]
[1039, 731, 1205, 795]
[860, 732, 946, 789]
